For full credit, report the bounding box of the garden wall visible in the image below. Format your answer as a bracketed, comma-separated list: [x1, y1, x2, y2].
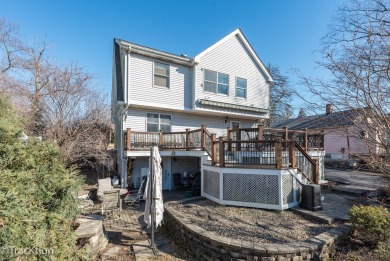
[164, 200, 351, 261]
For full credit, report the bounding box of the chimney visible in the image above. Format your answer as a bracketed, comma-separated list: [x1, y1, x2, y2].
[326, 104, 333, 115]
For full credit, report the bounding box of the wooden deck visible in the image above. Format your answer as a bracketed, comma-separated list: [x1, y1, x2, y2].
[124, 125, 324, 184]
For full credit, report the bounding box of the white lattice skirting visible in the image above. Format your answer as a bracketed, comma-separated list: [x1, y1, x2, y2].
[202, 166, 306, 210]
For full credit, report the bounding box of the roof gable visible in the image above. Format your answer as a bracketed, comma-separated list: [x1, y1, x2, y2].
[194, 29, 273, 82]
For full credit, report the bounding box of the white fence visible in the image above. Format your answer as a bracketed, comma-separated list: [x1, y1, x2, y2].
[202, 165, 306, 210]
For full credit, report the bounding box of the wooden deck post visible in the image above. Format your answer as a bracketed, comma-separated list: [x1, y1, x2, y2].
[219, 137, 225, 167]
[227, 127, 232, 151]
[283, 126, 288, 141]
[275, 140, 282, 169]
[289, 140, 296, 168]
[186, 128, 190, 150]
[257, 125, 264, 151]
[236, 126, 241, 151]
[303, 128, 308, 150]
[125, 128, 131, 150]
[201, 125, 206, 149]
[211, 134, 217, 165]
[159, 130, 163, 147]
[312, 159, 319, 184]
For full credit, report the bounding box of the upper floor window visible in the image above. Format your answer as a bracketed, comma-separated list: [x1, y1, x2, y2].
[154, 61, 170, 88]
[147, 113, 171, 132]
[236, 77, 247, 98]
[204, 69, 229, 95]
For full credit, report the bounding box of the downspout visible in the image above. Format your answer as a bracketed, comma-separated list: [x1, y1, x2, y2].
[191, 62, 196, 110]
[120, 46, 131, 188]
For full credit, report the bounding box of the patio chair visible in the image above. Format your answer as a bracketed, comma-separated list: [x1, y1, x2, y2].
[101, 189, 121, 216]
[124, 178, 146, 209]
[97, 177, 112, 200]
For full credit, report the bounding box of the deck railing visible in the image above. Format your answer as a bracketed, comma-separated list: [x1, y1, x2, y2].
[227, 126, 324, 150]
[123, 125, 323, 184]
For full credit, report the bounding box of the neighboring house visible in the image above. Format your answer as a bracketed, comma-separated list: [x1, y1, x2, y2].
[112, 29, 323, 210]
[271, 105, 381, 160]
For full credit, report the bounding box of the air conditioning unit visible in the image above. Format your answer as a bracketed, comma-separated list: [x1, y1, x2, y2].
[301, 184, 323, 211]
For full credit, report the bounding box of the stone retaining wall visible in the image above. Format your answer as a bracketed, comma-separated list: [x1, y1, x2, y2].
[163, 200, 351, 261]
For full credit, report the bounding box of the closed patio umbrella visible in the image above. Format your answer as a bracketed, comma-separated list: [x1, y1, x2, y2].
[143, 145, 164, 249]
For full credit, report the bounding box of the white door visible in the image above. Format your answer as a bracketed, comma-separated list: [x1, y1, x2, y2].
[161, 157, 171, 190]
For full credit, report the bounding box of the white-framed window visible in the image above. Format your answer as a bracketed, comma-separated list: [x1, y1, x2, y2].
[204, 69, 229, 95]
[146, 113, 171, 132]
[154, 61, 170, 88]
[236, 77, 247, 98]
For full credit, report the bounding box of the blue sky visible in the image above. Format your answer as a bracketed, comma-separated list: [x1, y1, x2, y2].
[2, 0, 340, 113]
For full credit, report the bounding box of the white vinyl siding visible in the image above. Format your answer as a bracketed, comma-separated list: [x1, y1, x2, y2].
[128, 53, 192, 110]
[154, 61, 170, 88]
[126, 108, 256, 137]
[146, 113, 171, 132]
[195, 35, 269, 111]
[236, 77, 247, 99]
[204, 69, 229, 95]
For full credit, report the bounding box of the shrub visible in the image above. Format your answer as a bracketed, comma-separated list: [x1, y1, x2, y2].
[349, 205, 390, 244]
[376, 239, 390, 261]
[0, 96, 88, 260]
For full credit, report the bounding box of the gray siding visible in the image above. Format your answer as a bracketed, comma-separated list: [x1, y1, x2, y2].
[195, 35, 270, 111]
[125, 107, 257, 137]
[128, 53, 192, 110]
[131, 157, 149, 188]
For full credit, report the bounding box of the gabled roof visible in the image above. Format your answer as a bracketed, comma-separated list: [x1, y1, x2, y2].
[194, 28, 273, 83]
[271, 108, 366, 130]
[114, 38, 194, 66]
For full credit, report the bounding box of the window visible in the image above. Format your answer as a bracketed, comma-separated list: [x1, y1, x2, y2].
[154, 62, 170, 88]
[204, 69, 229, 95]
[236, 77, 247, 98]
[147, 113, 171, 132]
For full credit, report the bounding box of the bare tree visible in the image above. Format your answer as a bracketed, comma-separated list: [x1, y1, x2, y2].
[42, 64, 111, 169]
[267, 65, 294, 125]
[298, 0, 390, 174]
[297, 108, 307, 118]
[0, 17, 24, 74]
[0, 17, 112, 172]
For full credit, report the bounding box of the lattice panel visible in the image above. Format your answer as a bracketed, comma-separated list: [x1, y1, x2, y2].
[242, 156, 260, 164]
[282, 175, 294, 204]
[203, 170, 220, 199]
[223, 173, 279, 205]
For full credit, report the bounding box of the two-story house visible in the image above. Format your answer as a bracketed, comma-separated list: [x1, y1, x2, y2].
[112, 29, 323, 210]
[112, 29, 272, 187]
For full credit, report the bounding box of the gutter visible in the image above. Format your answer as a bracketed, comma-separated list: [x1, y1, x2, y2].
[116, 39, 197, 67]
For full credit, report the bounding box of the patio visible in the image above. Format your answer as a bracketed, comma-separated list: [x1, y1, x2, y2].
[77, 190, 190, 260]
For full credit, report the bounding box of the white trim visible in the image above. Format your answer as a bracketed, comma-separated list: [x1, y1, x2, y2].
[203, 69, 229, 96]
[235, 76, 247, 99]
[194, 29, 273, 82]
[125, 150, 206, 158]
[146, 112, 172, 132]
[128, 100, 266, 119]
[116, 38, 196, 66]
[153, 61, 170, 89]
